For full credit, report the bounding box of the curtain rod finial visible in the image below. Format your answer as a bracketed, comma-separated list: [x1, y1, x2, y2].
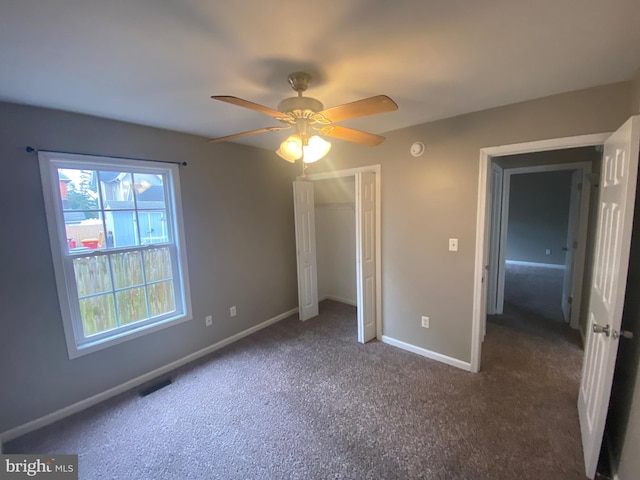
[26, 146, 36, 153]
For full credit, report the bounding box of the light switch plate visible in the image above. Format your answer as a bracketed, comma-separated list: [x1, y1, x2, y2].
[449, 238, 458, 252]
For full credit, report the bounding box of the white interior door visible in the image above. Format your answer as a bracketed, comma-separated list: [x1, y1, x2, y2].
[579, 116, 640, 479]
[487, 163, 504, 315]
[293, 180, 319, 321]
[356, 172, 376, 343]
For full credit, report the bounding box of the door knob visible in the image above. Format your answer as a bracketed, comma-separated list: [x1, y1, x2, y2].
[593, 323, 611, 337]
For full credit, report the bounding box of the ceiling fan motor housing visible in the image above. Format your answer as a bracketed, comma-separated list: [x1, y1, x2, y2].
[278, 96, 324, 115]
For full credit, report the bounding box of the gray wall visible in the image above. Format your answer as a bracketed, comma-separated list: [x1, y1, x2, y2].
[631, 68, 640, 115]
[506, 170, 572, 265]
[0, 102, 299, 433]
[307, 81, 632, 363]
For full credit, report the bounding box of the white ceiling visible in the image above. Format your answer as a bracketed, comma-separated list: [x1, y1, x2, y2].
[1, 0, 639, 149]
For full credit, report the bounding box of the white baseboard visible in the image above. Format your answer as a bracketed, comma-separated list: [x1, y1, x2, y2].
[505, 260, 565, 269]
[0, 307, 298, 445]
[319, 295, 357, 307]
[381, 335, 472, 372]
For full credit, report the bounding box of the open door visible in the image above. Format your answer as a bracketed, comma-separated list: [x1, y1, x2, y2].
[578, 116, 640, 479]
[356, 172, 376, 343]
[293, 180, 319, 321]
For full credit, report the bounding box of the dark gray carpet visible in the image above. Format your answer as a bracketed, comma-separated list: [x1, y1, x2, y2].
[504, 263, 565, 322]
[5, 300, 586, 479]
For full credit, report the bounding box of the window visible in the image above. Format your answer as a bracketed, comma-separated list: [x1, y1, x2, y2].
[39, 151, 192, 358]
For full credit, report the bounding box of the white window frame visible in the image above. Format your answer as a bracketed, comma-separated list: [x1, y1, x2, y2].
[39, 151, 192, 359]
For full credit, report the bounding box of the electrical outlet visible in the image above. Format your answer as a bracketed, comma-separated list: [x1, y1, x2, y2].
[230, 306, 237, 317]
[545, 248, 552, 255]
[421, 316, 430, 328]
[205, 315, 212, 327]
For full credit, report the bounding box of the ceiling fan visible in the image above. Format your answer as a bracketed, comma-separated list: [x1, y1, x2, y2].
[208, 72, 398, 163]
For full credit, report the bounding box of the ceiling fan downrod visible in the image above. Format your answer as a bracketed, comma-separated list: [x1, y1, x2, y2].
[287, 72, 312, 96]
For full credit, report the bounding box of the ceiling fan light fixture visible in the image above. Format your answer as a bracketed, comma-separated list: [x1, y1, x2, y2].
[276, 134, 331, 164]
[303, 135, 331, 163]
[276, 135, 303, 163]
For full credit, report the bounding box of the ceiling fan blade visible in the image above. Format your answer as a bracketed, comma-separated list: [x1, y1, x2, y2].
[318, 125, 385, 146]
[211, 96, 287, 119]
[208, 125, 290, 143]
[318, 95, 398, 123]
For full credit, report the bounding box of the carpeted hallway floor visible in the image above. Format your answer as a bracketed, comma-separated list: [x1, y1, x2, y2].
[503, 262, 566, 323]
[5, 300, 586, 479]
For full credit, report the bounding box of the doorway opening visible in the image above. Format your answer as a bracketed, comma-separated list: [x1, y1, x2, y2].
[314, 176, 357, 307]
[471, 133, 610, 372]
[473, 118, 640, 480]
[294, 165, 382, 343]
[486, 149, 602, 345]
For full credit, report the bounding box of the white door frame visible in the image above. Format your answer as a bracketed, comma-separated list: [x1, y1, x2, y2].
[493, 161, 592, 323]
[471, 133, 611, 372]
[306, 165, 382, 341]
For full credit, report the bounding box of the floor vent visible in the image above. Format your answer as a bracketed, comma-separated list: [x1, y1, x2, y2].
[139, 378, 172, 397]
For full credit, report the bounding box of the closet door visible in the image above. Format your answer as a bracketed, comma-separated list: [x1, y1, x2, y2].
[356, 172, 376, 342]
[293, 180, 319, 320]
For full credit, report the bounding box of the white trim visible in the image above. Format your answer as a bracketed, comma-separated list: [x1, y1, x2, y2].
[471, 133, 611, 372]
[319, 295, 358, 307]
[382, 336, 472, 372]
[0, 307, 297, 445]
[505, 260, 566, 269]
[306, 165, 382, 341]
[471, 149, 491, 372]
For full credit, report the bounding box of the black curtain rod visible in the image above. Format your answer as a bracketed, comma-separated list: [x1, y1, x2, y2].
[25, 146, 187, 167]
